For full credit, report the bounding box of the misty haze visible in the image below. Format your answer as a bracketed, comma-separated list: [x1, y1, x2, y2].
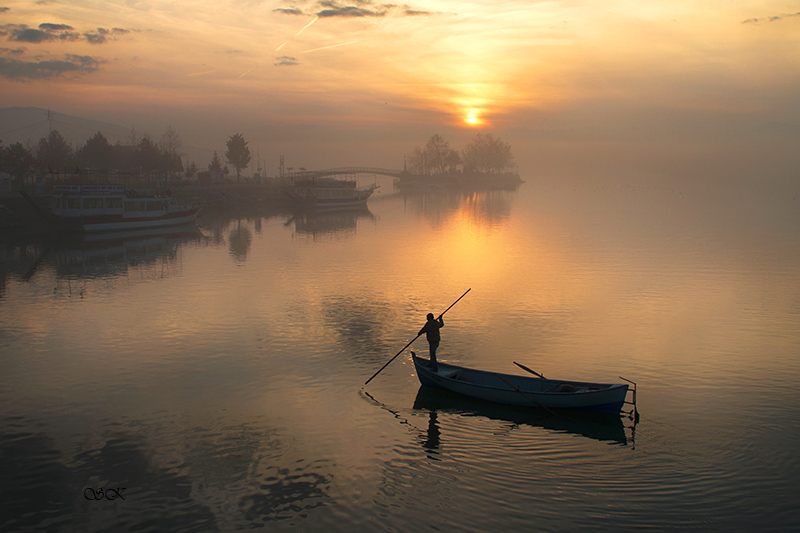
[1, 1, 799, 531]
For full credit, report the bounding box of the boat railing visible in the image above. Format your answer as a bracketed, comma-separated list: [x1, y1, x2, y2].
[54, 185, 125, 194]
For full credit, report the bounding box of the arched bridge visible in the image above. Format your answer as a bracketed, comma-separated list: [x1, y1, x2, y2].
[287, 167, 405, 180]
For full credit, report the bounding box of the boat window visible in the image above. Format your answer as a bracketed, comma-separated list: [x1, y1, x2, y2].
[124, 201, 146, 212]
[83, 198, 104, 209]
[105, 198, 122, 209]
[146, 201, 164, 211]
[68, 198, 81, 209]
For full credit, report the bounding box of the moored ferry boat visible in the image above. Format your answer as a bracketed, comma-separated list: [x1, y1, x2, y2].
[52, 185, 202, 233]
[285, 178, 377, 209]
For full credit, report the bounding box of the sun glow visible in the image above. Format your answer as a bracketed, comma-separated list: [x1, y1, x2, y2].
[464, 109, 482, 127]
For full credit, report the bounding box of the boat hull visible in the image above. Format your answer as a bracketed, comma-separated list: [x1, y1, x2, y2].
[54, 206, 202, 233]
[411, 353, 628, 413]
[285, 179, 377, 210]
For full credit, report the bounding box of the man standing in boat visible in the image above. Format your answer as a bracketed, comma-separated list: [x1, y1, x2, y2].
[419, 313, 444, 371]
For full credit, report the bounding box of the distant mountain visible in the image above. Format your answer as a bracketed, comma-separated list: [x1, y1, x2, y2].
[0, 107, 132, 148]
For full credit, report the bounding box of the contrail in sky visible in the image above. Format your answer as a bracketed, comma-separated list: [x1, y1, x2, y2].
[276, 16, 318, 52]
[186, 68, 219, 77]
[237, 66, 255, 79]
[296, 17, 318, 36]
[300, 41, 358, 54]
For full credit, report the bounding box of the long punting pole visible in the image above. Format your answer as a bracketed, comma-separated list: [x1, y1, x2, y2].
[364, 288, 471, 386]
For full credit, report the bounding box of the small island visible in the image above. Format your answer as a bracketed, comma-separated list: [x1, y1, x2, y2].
[395, 133, 522, 191]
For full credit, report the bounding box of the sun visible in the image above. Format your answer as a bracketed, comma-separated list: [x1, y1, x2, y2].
[464, 110, 481, 126]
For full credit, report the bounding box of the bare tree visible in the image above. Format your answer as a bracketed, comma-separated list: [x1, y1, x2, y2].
[159, 126, 183, 172]
[424, 134, 460, 175]
[407, 134, 461, 175]
[461, 133, 514, 174]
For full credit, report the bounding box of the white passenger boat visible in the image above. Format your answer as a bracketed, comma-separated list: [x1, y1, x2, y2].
[411, 352, 631, 413]
[285, 178, 377, 209]
[52, 185, 202, 233]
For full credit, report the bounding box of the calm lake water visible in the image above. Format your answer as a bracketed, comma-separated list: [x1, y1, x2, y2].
[1, 168, 799, 531]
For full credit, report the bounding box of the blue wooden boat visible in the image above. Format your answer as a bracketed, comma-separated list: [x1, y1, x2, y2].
[411, 385, 629, 445]
[411, 352, 630, 413]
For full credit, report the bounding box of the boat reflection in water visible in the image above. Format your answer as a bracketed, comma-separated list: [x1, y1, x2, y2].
[50, 223, 203, 286]
[287, 207, 375, 240]
[412, 385, 633, 447]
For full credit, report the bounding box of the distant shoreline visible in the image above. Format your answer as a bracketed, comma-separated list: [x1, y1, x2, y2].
[394, 171, 523, 190]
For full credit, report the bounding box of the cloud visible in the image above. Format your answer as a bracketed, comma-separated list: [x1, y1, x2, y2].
[39, 23, 73, 31]
[84, 27, 130, 44]
[0, 7, 10, 13]
[6, 27, 53, 42]
[742, 11, 800, 24]
[403, 9, 437, 16]
[84, 32, 106, 44]
[273, 1, 437, 19]
[274, 7, 305, 15]
[1, 22, 133, 44]
[274, 55, 299, 66]
[0, 52, 104, 79]
[316, 2, 387, 18]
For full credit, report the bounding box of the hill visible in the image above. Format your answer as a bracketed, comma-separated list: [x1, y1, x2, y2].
[0, 107, 133, 148]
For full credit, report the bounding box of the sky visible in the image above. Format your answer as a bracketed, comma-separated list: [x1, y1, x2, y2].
[1, 0, 799, 174]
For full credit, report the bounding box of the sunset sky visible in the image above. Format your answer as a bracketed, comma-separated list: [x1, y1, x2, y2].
[1, 0, 799, 172]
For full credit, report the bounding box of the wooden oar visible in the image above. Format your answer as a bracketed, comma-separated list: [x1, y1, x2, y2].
[494, 373, 559, 417]
[364, 288, 471, 386]
[513, 361, 546, 379]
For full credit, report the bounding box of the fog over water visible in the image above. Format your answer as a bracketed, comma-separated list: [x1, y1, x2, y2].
[1, 148, 798, 530]
[2, 1, 798, 526]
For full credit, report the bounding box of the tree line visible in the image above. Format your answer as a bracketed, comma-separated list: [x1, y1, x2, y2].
[407, 133, 515, 176]
[0, 128, 253, 187]
[1, 127, 513, 187]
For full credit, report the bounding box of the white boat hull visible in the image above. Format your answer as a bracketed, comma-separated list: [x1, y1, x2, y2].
[56, 208, 202, 233]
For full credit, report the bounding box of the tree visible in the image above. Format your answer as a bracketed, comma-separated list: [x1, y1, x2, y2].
[225, 133, 251, 183]
[159, 126, 183, 172]
[424, 134, 460, 175]
[135, 136, 165, 173]
[1, 142, 35, 187]
[407, 134, 461, 175]
[406, 146, 426, 175]
[461, 133, 515, 174]
[185, 161, 198, 179]
[37, 130, 74, 172]
[112, 141, 136, 173]
[76, 131, 114, 170]
[208, 151, 223, 173]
